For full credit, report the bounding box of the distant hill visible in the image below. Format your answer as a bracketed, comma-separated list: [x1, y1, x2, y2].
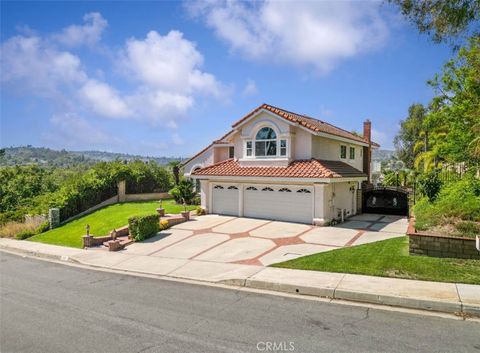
[0, 146, 185, 167]
[372, 149, 396, 162]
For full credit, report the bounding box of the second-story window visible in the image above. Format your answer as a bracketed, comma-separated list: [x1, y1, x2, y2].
[340, 145, 347, 159]
[349, 147, 355, 159]
[246, 141, 252, 156]
[280, 139, 287, 156]
[229, 146, 234, 158]
[255, 127, 277, 157]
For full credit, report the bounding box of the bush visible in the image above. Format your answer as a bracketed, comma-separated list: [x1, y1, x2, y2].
[160, 219, 169, 230]
[128, 214, 160, 241]
[455, 221, 480, 237]
[169, 179, 196, 204]
[0, 221, 37, 238]
[15, 229, 36, 240]
[417, 170, 442, 201]
[36, 220, 50, 234]
[196, 206, 206, 216]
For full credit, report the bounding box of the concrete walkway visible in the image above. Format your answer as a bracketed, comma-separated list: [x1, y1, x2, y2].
[121, 214, 408, 266]
[1, 237, 479, 317]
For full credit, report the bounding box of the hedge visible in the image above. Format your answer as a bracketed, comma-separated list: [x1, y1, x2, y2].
[128, 214, 160, 241]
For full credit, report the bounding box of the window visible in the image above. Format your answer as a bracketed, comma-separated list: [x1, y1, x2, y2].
[246, 186, 257, 191]
[340, 145, 347, 159]
[349, 147, 355, 159]
[278, 188, 292, 192]
[262, 187, 274, 191]
[214, 185, 224, 189]
[280, 139, 287, 156]
[246, 141, 252, 156]
[229, 146, 234, 158]
[297, 188, 311, 193]
[227, 186, 238, 190]
[255, 127, 277, 157]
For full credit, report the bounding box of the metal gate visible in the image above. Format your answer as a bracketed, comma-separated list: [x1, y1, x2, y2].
[362, 186, 409, 216]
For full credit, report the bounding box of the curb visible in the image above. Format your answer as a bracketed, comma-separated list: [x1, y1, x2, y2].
[1, 245, 479, 317]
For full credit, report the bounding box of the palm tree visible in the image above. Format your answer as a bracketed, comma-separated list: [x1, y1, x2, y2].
[168, 160, 182, 185]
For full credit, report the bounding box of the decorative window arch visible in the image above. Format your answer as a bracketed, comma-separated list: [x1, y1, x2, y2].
[227, 186, 238, 190]
[214, 185, 224, 190]
[262, 187, 274, 192]
[245, 124, 288, 158]
[278, 188, 292, 192]
[297, 188, 311, 193]
[246, 186, 258, 191]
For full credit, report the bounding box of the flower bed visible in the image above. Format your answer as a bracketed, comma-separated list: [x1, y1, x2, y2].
[407, 218, 479, 259]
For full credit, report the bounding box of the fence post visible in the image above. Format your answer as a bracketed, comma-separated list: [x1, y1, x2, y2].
[48, 208, 60, 229]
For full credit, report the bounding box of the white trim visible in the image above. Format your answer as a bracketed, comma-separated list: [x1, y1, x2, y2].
[191, 175, 367, 183]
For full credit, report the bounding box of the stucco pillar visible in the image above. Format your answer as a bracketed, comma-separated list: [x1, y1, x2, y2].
[313, 184, 328, 226]
[117, 180, 126, 202]
[200, 180, 209, 212]
[238, 184, 244, 217]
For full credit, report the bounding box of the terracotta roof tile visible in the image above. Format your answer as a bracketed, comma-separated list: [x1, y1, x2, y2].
[233, 103, 380, 147]
[192, 159, 366, 179]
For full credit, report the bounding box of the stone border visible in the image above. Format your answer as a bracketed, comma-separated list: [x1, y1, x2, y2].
[407, 218, 479, 259]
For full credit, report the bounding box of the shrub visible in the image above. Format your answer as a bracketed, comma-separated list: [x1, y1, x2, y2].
[0, 221, 37, 238]
[455, 221, 480, 237]
[160, 219, 169, 230]
[417, 170, 442, 201]
[36, 220, 50, 234]
[196, 206, 206, 216]
[128, 214, 160, 241]
[169, 179, 196, 204]
[15, 230, 36, 240]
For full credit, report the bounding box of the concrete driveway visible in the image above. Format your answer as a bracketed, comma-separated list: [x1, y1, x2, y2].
[123, 214, 408, 266]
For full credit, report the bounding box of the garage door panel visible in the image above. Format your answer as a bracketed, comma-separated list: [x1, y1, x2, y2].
[244, 185, 312, 224]
[212, 185, 239, 216]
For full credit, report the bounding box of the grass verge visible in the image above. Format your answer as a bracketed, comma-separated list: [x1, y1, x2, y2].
[29, 200, 195, 248]
[272, 236, 480, 285]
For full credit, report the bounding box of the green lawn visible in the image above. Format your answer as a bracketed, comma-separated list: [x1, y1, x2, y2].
[272, 237, 480, 285]
[29, 200, 195, 248]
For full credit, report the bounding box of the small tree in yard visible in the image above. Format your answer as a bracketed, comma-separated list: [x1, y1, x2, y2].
[169, 179, 196, 204]
[418, 170, 443, 202]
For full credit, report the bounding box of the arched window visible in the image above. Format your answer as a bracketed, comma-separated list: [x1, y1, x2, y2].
[255, 127, 277, 156]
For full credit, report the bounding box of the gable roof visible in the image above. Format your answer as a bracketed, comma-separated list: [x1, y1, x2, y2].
[233, 103, 379, 147]
[181, 129, 233, 167]
[191, 158, 366, 179]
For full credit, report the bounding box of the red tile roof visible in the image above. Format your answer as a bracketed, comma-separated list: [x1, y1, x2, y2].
[192, 159, 366, 179]
[233, 103, 380, 147]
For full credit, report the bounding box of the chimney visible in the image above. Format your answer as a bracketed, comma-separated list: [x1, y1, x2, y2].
[363, 119, 371, 143]
[363, 120, 372, 183]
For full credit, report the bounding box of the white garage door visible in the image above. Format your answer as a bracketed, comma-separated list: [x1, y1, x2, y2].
[244, 185, 312, 224]
[212, 184, 239, 216]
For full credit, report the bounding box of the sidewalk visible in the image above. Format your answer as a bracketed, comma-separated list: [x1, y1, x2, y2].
[1, 238, 479, 317]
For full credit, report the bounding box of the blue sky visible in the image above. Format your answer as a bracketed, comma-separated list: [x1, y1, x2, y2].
[1, 1, 452, 157]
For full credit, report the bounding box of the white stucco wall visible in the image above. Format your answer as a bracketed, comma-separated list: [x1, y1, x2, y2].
[312, 136, 363, 170]
[183, 146, 214, 175]
[330, 182, 357, 219]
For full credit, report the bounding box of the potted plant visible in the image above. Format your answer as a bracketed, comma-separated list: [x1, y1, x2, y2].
[156, 199, 165, 217]
[181, 199, 190, 221]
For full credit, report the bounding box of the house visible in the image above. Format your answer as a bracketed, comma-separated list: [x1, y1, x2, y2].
[183, 104, 379, 225]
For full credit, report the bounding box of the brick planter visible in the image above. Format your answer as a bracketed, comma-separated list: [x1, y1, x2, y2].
[407, 218, 480, 259]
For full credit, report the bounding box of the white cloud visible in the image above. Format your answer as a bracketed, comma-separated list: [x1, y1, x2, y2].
[53, 12, 108, 47]
[1, 35, 86, 96]
[187, 1, 389, 73]
[80, 79, 131, 118]
[43, 113, 119, 148]
[242, 79, 258, 96]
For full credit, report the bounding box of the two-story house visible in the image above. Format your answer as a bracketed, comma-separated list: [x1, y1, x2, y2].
[183, 104, 379, 225]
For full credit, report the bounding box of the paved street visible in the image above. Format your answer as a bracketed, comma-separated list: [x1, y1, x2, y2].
[1, 253, 479, 353]
[121, 214, 407, 266]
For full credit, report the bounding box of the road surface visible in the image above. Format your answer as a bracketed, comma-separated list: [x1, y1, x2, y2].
[1, 252, 479, 353]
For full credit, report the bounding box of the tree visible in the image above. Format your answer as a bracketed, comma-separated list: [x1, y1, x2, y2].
[168, 160, 182, 185]
[0, 149, 5, 158]
[390, 0, 480, 45]
[394, 104, 426, 168]
[169, 179, 196, 204]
